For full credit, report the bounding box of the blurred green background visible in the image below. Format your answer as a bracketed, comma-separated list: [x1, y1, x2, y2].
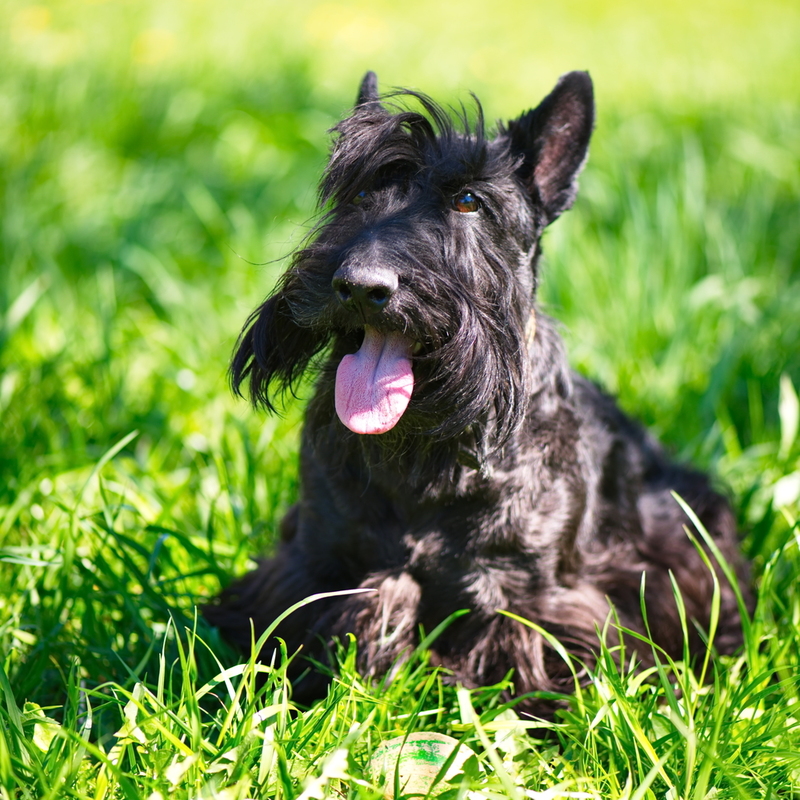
[0, 0, 799, 710]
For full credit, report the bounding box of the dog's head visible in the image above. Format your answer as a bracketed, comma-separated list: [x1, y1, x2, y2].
[231, 72, 594, 452]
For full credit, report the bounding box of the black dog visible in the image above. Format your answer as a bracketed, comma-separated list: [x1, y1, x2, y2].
[206, 71, 748, 714]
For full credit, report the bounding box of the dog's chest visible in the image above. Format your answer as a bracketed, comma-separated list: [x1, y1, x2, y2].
[329, 465, 582, 616]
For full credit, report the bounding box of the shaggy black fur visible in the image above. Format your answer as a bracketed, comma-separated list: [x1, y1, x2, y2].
[205, 71, 749, 715]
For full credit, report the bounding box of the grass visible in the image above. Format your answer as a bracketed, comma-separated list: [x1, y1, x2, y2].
[1, 0, 799, 796]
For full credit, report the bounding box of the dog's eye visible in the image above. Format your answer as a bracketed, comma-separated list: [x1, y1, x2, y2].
[352, 190, 367, 206]
[452, 191, 481, 213]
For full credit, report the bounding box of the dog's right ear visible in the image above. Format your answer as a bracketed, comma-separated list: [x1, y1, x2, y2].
[230, 288, 324, 412]
[355, 70, 381, 110]
[503, 71, 594, 225]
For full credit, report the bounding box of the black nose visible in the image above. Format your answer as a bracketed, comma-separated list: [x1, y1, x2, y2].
[332, 264, 398, 313]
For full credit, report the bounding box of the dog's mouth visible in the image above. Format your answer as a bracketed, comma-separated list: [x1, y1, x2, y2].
[334, 326, 416, 434]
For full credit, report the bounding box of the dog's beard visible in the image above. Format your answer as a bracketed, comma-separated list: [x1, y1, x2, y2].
[307, 298, 533, 469]
[236, 231, 543, 472]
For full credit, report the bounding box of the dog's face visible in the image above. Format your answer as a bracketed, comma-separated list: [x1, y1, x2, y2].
[232, 72, 594, 450]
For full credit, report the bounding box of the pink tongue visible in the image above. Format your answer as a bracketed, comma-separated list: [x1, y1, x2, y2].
[335, 327, 414, 434]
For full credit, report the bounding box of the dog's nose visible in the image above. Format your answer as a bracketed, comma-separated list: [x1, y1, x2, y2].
[332, 265, 398, 313]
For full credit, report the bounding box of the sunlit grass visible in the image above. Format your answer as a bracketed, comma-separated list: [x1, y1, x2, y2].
[1, 0, 799, 795]
[2, 474, 799, 797]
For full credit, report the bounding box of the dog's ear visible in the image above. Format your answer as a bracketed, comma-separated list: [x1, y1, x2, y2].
[230, 289, 325, 412]
[503, 71, 594, 224]
[355, 70, 381, 109]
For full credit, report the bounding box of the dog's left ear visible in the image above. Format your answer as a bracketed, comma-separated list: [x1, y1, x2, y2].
[503, 71, 594, 224]
[355, 71, 381, 109]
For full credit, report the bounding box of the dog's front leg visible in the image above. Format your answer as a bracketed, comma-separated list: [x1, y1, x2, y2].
[327, 570, 423, 680]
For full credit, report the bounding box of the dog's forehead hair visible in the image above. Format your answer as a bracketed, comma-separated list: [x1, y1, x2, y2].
[320, 93, 520, 208]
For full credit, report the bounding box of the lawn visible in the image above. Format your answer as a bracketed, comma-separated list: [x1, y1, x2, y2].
[1, 0, 799, 797]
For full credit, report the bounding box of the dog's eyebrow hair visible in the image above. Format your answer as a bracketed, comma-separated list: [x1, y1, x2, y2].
[319, 93, 497, 207]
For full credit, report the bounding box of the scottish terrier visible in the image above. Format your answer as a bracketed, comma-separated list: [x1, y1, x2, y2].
[205, 71, 748, 714]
